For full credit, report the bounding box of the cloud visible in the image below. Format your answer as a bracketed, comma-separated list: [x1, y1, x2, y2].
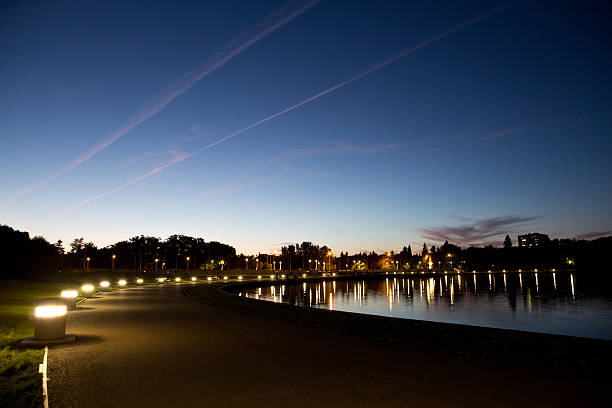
[575, 231, 612, 240]
[419, 215, 541, 245]
[5, 0, 320, 208]
[56, 1, 519, 213]
[331, 141, 401, 154]
[199, 183, 247, 199]
[480, 126, 530, 141]
[480, 112, 612, 142]
[285, 167, 348, 179]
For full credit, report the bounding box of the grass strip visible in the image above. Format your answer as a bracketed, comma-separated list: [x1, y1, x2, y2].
[0, 279, 73, 408]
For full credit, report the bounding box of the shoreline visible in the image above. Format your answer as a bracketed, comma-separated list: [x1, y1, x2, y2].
[184, 279, 612, 377]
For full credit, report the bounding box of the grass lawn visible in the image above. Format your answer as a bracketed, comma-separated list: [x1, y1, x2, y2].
[0, 279, 75, 408]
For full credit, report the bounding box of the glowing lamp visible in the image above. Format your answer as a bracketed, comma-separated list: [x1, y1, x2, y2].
[257, 275, 262, 279]
[269, 275, 274, 279]
[81, 284, 94, 293]
[281, 274, 286, 278]
[223, 276, 228, 280]
[191, 277, 197, 281]
[175, 277, 181, 282]
[158, 277, 166, 283]
[60, 290, 78, 299]
[302, 273, 307, 277]
[136, 278, 144, 284]
[33, 298, 68, 341]
[35, 305, 67, 318]
[207, 277, 212, 281]
[238, 276, 243, 280]
[100, 281, 110, 288]
[118, 280, 127, 286]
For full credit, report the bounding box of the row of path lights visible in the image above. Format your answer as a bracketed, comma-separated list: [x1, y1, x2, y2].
[22, 278, 149, 346]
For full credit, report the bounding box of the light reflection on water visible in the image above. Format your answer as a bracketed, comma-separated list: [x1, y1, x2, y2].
[242, 272, 612, 340]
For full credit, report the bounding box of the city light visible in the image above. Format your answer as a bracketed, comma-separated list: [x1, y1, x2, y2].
[191, 277, 197, 281]
[118, 280, 127, 286]
[175, 277, 181, 282]
[136, 278, 144, 284]
[100, 281, 110, 288]
[158, 277, 166, 283]
[224, 276, 228, 280]
[207, 277, 212, 281]
[238, 276, 243, 280]
[35, 305, 67, 318]
[257, 275, 262, 279]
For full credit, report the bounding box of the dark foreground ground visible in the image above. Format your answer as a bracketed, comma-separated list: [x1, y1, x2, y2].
[49, 284, 606, 407]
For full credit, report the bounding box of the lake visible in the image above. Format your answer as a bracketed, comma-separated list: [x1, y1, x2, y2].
[240, 272, 612, 340]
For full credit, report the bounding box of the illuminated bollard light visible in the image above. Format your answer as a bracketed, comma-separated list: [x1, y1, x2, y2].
[118, 279, 127, 287]
[207, 277, 212, 281]
[20, 298, 77, 346]
[175, 277, 181, 282]
[223, 276, 228, 280]
[81, 284, 94, 294]
[257, 275, 262, 279]
[158, 277, 166, 283]
[60, 290, 78, 310]
[191, 277, 197, 281]
[35, 300, 67, 340]
[100, 281, 110, 290]
[136, 278, 144, 284]
[238, 276, 243, 280]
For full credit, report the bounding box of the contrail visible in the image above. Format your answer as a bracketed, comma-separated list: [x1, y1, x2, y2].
[5, 0, 320, 208]
[58, 1, 519, 213]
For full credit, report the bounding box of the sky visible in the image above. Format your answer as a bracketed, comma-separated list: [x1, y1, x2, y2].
[1, 0, 611, 255]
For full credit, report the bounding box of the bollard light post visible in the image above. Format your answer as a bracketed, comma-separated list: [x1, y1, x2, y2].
[21, 298, 76, 345]
[60, 290, 78, 310]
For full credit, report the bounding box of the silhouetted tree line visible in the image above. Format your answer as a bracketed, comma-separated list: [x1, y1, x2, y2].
[280, 237, 612, 272]
[0, 224, 236, 277]
[1, 223, 611, 277]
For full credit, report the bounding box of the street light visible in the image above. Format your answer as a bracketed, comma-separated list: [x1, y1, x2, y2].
[309, 259, 312, 270]
[186, 256, 190, 272]
[328, 251, 332, 271]
[155, 258, 159, 273]
[279, 261, 282, 270]
[86, 257, 91, 271]
[112, 254, 116, 270]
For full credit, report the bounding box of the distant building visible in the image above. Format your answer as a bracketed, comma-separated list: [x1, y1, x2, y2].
[518, 233, 550, 248]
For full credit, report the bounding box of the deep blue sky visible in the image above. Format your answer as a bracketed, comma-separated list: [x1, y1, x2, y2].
[1, 0, 611, 254]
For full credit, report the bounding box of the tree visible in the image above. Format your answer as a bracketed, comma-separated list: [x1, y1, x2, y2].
[503, 235, 512, 249]
[422, 243, 429, 255]
[70, 238, 85, 254]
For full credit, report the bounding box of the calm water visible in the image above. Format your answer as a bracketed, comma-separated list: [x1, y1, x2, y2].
[241, 272, 612, 340]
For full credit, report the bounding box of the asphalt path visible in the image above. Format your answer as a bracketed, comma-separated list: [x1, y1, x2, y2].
[48, 284, 605, 407]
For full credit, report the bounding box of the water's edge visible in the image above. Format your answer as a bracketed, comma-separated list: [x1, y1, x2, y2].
[184, 281, 612, 377]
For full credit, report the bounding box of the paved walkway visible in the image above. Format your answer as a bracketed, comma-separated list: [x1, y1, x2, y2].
[48, 284, 605, 407]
